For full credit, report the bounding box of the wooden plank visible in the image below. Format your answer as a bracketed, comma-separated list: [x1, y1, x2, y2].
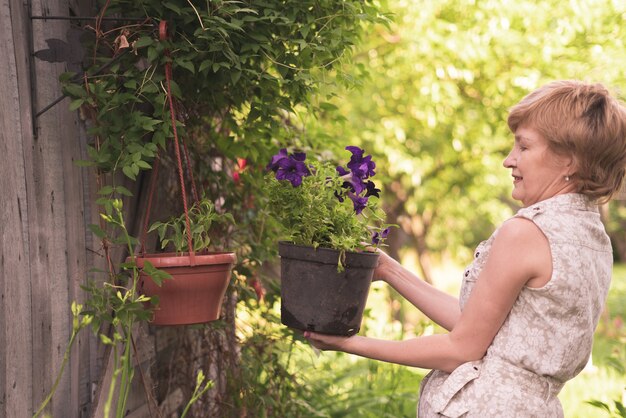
[66, 0, 98, 410]
[27, 0, 76, 415]
[0, 0, 35, 415]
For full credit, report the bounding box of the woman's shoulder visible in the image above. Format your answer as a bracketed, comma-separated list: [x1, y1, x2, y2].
[511, 193, 610, 250]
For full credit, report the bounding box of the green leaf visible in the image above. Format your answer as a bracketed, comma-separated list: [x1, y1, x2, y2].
[177, 60, 195, 74]
[62, 83, 87, 98]
[169, 80, 183, 99]
[136, 160, 151, 169]
[122, 165, 137, 180]
[123, 79, 138, 89]
[319, 102, 338, 112]
[230, 70, 242, 84]
[69, 98, 85, 111]
[147, 46, 158, 62]
[134, 36, 154, 48]
[142, 261, 172, 287]
[99, 334, 113, 345]
[199, 60, 212, 73]
[586, 400, 611, 412]
[299, 25, 310, 38]
[115, 186, 134, 197]
[98, 186, 115, 195]
[163, 1, 182, 14]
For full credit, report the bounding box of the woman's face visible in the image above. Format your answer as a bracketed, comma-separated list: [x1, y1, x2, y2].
[502, 126, 575, 207]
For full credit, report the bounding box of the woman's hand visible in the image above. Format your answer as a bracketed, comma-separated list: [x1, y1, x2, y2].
[371, 250, 399, 282]
[304, 331, 353, 351]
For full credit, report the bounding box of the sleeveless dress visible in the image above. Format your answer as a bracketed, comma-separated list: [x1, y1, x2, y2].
[417, 193, 613, 417]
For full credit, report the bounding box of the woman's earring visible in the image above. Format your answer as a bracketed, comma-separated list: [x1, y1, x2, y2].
[565, 175, 570, 182]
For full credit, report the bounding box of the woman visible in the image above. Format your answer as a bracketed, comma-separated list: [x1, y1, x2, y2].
[304, 80, 626, 417]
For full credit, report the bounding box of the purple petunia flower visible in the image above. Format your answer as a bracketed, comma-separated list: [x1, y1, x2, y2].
[371, 228, 390, 245]
[347, 192, 368, 215]
[336, 166, 350, 176]
[337, 165, 367, 195]
[275, 155, 310, 187]
[364, 181, 380, 198]
[292, 152, 307, 162]
[267, 148, 289, 172]
[346, 146, 376, 179]
[345, 146, 364, 158]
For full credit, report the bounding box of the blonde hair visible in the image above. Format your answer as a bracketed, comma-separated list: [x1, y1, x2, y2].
[508, 80, 626, 202]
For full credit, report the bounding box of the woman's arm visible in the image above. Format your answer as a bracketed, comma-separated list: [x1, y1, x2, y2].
[306, 217, 551, 372]
[374, 251, 461, 331]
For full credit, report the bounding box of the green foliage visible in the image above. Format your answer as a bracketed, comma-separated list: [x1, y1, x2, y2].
[149, 198, 236, 253]
[63, 0, 387, 182]
[55, 0, 626, 414]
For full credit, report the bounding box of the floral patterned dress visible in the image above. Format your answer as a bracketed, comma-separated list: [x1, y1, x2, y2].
[417, 193, 613, 417]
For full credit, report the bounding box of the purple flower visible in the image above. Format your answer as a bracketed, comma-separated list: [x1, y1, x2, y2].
[276, 156, 310, 187]
[371, 228, 390, 245]
[337, 165, 367, 195]
[267, 148, 289, 172]
[364, 181, 380, 198]
[346, 146, 376, 179]
[345, 146, 364, 159]
[347, 192, 368, 215]
[336, 166, 350, 176]
[292, 152, 307, 162]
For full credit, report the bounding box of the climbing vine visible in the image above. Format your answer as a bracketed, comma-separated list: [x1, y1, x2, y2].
[66, 0, 386, 177]
[58, 0, 388, 415]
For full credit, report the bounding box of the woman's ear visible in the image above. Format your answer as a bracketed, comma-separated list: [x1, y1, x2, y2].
[560, 153, 577, 175]
[567, 155, 578, 173]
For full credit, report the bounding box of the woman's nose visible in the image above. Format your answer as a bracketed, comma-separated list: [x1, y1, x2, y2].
[503, 152, 516, 168]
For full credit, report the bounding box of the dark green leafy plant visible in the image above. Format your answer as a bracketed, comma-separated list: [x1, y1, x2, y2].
[63, 0, 389, 182]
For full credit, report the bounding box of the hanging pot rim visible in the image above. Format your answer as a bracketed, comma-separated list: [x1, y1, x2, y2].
[131, 251, 236, 268]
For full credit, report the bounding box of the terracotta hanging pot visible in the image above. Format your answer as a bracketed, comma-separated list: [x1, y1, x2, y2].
[279, 241, 379, 336]
[133, 251, 236, 326]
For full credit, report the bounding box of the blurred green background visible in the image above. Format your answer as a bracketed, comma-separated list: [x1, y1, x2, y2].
[236, 1, 626, 416]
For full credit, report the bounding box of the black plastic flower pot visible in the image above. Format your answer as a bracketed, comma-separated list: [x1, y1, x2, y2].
[278, 241, 380, 336]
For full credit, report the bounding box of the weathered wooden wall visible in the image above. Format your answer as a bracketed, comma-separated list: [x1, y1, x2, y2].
[1, 0, 95, 415]
[1, 0, 35, 415]
[2, 1, 240, 416]
[0, 0, 160, 416]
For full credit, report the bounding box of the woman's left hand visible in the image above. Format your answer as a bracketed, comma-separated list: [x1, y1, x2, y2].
[303, 330, 353, 351]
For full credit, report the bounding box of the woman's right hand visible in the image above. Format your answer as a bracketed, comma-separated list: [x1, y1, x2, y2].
[372, 250, 399, 282]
